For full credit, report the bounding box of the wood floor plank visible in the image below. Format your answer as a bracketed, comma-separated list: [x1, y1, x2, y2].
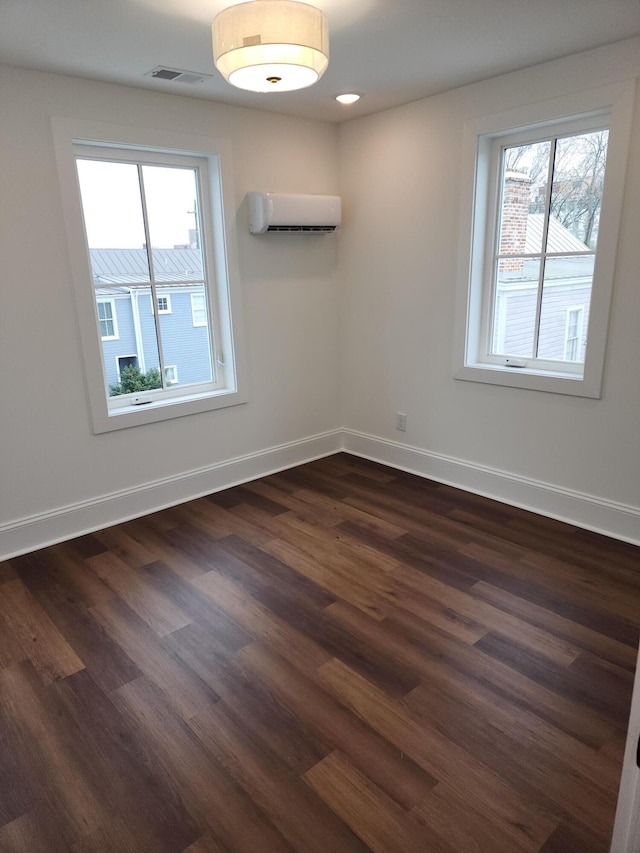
[0, 662, 108, 840]
[471, 580, 638, 671]
[412, 782, 547, 853]
[405, 679, 618, 836]
[95, 525, 163, 570]
[190, 568, 332, 675]
[188, 700, 371, 853]
[391, 562, 583, 665]
[87, 550, 192, 636]
[264, 536, 395, 620]
[179, 497, 274, 547]
[181, 836, 229, 853]
[138, 559, 251, 653]
[0, 807, 72, 853]
[475, 631, 633, 729]
[404, 665, 622, 794]
[36, 543, 114, 608]
[0, 453, 637, 852]
[123, 517, 209, 581]
[113, 675, 292, 853]
[0, 579, 84, 684]
[53, 669, 200, 853]
[304, 750, 456, 853]
[10, 551, 141, 693]
[213, 533, 336, 610]
[317, 656, 560, 850]
[163, 622, 334, 775]
[237, 641, 438, 810]
[0, 561, 18, 585]
[386, 606, 617, 749]
[91, 597, 219, 721]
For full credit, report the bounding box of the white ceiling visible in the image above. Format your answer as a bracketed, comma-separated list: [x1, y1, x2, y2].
[2, 0, 640, 123]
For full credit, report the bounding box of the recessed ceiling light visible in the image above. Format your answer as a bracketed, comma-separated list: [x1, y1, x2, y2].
[336, 93, 360, 105]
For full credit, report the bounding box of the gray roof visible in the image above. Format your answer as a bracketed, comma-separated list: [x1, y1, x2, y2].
[525, 214, 589, 254]
[90, 247, 203, 285]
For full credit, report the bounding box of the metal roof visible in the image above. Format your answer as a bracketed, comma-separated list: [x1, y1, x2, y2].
[525, 215, 590, 255]
[90, 247, 203, 285]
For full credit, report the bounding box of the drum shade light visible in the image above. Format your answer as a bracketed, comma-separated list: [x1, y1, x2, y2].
[213, 0, 329, 93]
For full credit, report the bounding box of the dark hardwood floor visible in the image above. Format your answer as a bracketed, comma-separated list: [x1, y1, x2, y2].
[1, 453, 639, 852]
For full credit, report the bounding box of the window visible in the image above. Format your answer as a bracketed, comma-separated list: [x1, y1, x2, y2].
[454, 82, 635, 398]
[191, 293, 207, 326]
[117, 355, 139, 379]
[52, 118, 246, 433]
[97, 299, 118, 340]
[564, 307, 584, 362]
[156, 295, 171, 314]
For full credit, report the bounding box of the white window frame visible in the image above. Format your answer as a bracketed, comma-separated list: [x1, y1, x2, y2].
[563, 306, 585, 362]
[97, 298, 119, 340]
[155, 294, 172, 314]
[115, 355, 140, 382]
[51, 118, 247, 433]
[453, 81, 635, 398]
[164, 365, 178, 385]
[191, 292, 207, 327]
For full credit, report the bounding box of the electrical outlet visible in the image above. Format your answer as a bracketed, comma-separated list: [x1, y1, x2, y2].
[396, 412, 407, 431]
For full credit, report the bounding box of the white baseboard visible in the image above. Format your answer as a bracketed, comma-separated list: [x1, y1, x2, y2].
[342, 429, 640, 547]
[3, 427, 638, 560]
[0, 430, 342, 561]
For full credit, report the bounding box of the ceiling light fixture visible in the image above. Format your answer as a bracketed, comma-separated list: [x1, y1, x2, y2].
[336, 93, 360, 105]
[212, 0, 329, 93]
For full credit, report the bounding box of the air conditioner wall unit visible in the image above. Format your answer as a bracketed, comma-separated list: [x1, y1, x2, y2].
[247, 192, 341, 234]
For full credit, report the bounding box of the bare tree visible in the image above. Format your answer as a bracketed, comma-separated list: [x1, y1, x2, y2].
[504, 131, 608, 249]
[549, 130, 608, 247]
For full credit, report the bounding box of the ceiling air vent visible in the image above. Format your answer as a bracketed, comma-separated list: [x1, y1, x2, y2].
[144, 66, 212, 85]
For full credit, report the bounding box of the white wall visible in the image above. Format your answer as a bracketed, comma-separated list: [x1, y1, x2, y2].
[338, 38, 640, 541]
[0, 68, 341, 556]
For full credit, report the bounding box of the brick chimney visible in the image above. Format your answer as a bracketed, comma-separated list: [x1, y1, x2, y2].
[500, 171, 531, 272]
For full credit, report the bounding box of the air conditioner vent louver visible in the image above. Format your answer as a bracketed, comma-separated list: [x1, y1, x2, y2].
[266, 224, 338, 233]
[144, 66, 212, 85]
[247, 193, 341, 235]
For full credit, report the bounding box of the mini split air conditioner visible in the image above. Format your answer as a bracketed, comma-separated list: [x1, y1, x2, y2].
[247, 192, 341, 234]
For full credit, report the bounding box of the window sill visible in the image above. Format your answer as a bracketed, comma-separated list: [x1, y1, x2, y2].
[454, 362, 601, 398]
[92, 385, 247, 433]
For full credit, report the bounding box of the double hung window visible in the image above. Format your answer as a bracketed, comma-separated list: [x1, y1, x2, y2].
[454, 83, 635, 397]
[52, 118, 245, 432]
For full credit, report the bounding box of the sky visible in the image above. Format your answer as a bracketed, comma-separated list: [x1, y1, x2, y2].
[76, 159, 199, 249]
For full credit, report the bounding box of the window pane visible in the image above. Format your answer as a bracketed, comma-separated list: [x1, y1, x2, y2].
[76, 160, 150, 283]
[142, 165, 204, 282]
[548, 130, 609, 252]
[99, 286, 162, 397]
[537, 255, 593, 362]
[491, 258, 541, 358]
[499, 141, 550, 256]
[97, 301, 115, 338]
[160, 285, 213, 385]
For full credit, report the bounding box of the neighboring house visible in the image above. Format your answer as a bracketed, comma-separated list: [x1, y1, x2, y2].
[91, 248, 212, 392]
[494, 174, 594, 361]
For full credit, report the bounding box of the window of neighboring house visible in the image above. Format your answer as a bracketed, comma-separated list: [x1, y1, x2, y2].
[563, 307, 584, 362]
[117, 355, 139, 379]
[191, 293, 207, 326]
[453, 82, 635, 398]
[156, 295, 171, 314]
[52, 118, 247, 433]
[97, 299, 118, 340]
